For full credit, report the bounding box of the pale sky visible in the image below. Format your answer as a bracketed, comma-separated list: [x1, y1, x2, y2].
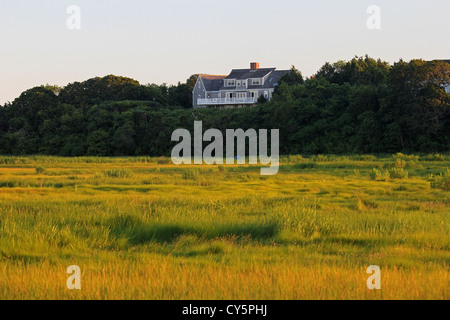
[0, 0, 449, 104]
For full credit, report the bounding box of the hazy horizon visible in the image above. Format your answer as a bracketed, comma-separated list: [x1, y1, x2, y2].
[1, 0, 449, 104]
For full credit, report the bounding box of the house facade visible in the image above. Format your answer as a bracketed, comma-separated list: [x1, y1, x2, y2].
[192, 62, 290, 108]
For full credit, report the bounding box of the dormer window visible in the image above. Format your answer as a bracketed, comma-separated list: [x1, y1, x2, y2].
[227, 80, 235, 87]
[237, 80, 241, 86]
[252, 78, 261, 85]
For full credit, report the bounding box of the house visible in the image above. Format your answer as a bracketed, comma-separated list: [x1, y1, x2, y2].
[192, 62, 290, 108]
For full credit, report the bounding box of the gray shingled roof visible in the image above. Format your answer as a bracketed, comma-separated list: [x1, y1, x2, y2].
[230, 69, 291, 90]
[263, 70, 291, 88]
[225, 68, 276, 80]
[200, 77, 224, 92]
[199, 67, 291, 92]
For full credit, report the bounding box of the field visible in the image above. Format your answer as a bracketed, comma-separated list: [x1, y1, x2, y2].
[0, 154, 448, 300]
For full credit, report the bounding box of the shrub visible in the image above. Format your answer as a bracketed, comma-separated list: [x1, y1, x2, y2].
[430, 169, 450, 190]
[394, 159, 406, 168]
[394, 153, 419, 162]
[182, 169, 199, 181]
[423, 154, 445, 162]
[393, 153, 421, 168]
[35, 167, 46, 174]
[369, 168, 389, 181]
[389, 167, 409, 179]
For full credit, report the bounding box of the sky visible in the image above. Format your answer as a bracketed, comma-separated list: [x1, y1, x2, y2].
[0, 0, 449, 104]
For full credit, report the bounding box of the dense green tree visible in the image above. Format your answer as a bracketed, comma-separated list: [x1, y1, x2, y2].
[279, 65, 304, 86]
[380, 59, 450, 151]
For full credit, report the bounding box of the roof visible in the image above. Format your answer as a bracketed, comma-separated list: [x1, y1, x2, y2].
[223, 69, 291, 90]
[196, 66, 291, 92]
[225, 68, 276, 80]
[199, 75, 226, 92]
[261, 70, 291, 89]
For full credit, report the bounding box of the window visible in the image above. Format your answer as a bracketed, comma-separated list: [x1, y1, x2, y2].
[264, 91, 269, 98]
[252, 78, 261, 85]
[237, 81, 241, 86]
[237, 92, 246, 99]
[227, 80, 235, 87]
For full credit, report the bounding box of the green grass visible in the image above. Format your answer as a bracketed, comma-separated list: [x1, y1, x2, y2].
[0, 154, 448, 299]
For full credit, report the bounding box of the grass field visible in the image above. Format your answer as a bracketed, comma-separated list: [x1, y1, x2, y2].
[0, 154, 448, 300]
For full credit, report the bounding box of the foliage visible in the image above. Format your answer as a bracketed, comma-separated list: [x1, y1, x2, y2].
[389, 167, 409, 179]
[369, 168, 390, 181]
[430, 169, 450, 190]
[35, 166, 46, 174]
[0, 57, 449, 156]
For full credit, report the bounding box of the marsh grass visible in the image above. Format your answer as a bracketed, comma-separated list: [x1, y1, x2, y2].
[0, 154, 448, 299]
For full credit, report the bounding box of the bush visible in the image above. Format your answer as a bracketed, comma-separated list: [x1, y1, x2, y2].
[369, 168, 390, 181]
[394, 159, 406, 168]
[394, 153, 419, 162]
[35, 167, 46, 174]
[423, 154, 445, 162]
[393, 153, 422, 168]
[182, 169, 199, 181]
[389, 167, 409, 179]
[430, 169, 450, 190]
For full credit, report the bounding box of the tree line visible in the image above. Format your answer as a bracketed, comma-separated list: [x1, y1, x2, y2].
[0, 56, 448, 156]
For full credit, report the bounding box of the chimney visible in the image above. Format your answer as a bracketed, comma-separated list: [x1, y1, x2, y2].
[250, 62, 260, 70]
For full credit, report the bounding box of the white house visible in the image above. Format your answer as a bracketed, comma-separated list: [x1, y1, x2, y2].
[192, 62, 290, 108]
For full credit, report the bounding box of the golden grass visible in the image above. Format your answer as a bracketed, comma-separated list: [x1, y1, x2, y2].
[0, 155, 449, 299]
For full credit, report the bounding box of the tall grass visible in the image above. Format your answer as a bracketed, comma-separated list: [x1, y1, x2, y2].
[0, 155, 449, 299]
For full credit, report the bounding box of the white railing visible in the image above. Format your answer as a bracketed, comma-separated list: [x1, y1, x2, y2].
[197, 97, 258, 105]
